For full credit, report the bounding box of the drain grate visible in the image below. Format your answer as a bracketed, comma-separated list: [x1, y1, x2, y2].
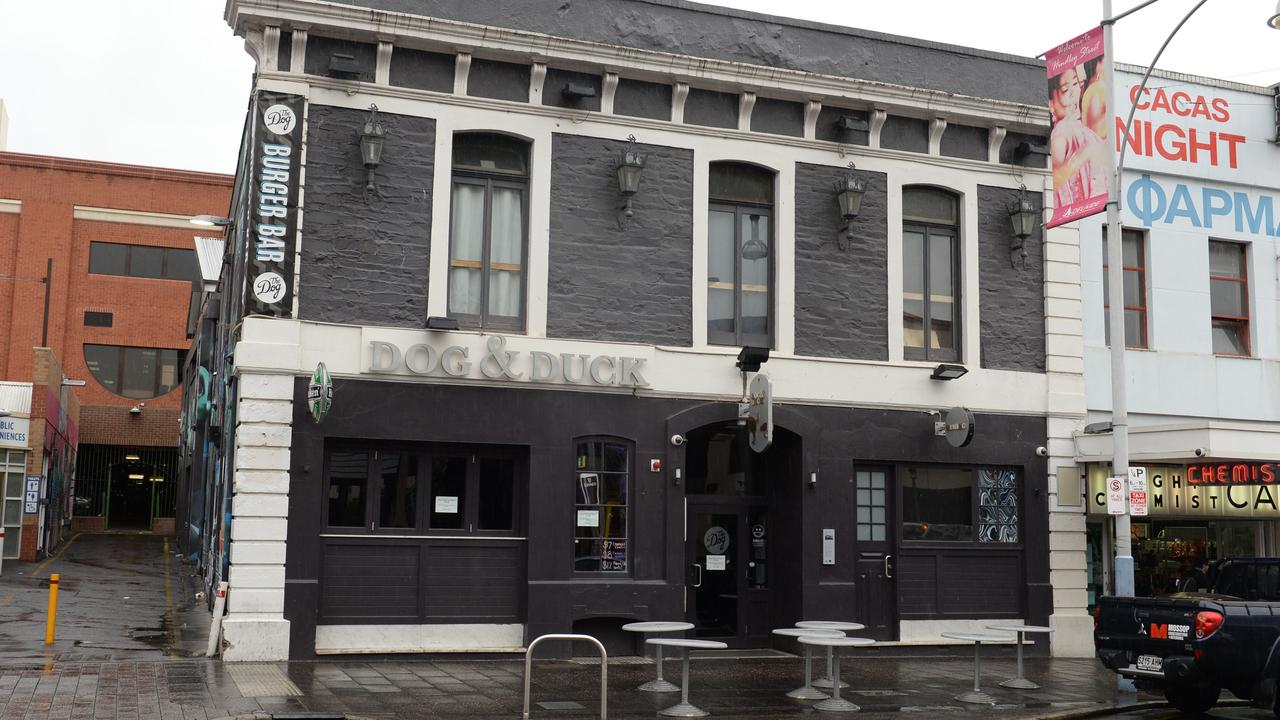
[228, 664, 303, 697]
[537, 701, 585, 711]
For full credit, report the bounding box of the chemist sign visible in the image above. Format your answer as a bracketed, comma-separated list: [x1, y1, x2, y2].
[0, 417, 29, 450]
[1089, 464, 1280, 518]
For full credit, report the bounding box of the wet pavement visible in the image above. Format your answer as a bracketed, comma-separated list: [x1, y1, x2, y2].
[0, 533, 208, 662]
[0, 534, 1227, 719]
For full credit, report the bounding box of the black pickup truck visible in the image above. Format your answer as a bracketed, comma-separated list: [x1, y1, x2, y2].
[1095, 558, 1280, 715]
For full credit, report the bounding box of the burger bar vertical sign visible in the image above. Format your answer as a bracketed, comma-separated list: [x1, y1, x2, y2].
[245, 92, 304, 317]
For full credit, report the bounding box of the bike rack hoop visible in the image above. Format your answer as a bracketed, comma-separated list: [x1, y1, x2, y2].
[522, 633, 608, 720]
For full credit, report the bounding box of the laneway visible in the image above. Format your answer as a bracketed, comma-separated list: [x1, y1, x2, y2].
[0, 534, 208, 662]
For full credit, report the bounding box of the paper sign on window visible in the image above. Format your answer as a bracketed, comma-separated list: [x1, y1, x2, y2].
[577, 510, 600, 527]
[434, 495, 459, 513]
[706, 555, 727, 571]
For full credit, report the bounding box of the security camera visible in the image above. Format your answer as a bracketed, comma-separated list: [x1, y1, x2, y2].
[1194, 447, 1207, 457]
[1035, 446, 1049, 457]
[670, 434, 685, 447]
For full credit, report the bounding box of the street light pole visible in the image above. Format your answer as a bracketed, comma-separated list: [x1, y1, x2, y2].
[1102, 0, 1242, 600]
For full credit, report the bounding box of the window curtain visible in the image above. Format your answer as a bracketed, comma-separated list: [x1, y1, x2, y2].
[488, 187, 524, 320]
[449, 183, 485, 316]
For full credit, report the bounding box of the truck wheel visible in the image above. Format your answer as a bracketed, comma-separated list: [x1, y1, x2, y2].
[1164, 684, 1220, 715]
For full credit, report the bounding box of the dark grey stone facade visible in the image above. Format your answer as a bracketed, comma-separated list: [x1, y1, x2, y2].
[331, 0, 1045, 106]
[940, 124, 988, 161]
[298, 105, 435, 328]
[793, 162, 888, 360]
[1000, 131, 1050, 168]
[751, 97, 804, 137]
[546, 134, 693, 346]
[544, 68, 603, 111]
[389, 48, 454, 93]
[304, 35, 376, 82]
[468, 58, 530, 102]
[684, 88, 737, 129]
[614, 78, 671, 120]
[977, 185, 1045, 372]
[881, 115, 928, 153]
[815, 106, 869, 145]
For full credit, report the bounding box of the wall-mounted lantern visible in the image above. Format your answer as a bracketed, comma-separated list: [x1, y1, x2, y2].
[833, 162, 867, 250]
[359, 104, 385, 196]
[616, 135, 646, 229]
[1008, 185, 1039, 268]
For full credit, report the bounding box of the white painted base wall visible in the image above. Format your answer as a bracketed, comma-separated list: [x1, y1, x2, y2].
[898, 619, 1025, 643]
[315, 623, 526, 654]
[222, 618, 291, 661]
[1050, 613, 1095, 657]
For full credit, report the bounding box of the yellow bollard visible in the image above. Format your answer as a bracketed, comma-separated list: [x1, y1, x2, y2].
[44, 573, 59, 645]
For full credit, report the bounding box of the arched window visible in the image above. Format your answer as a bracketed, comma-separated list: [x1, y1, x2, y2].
[448, 132, 530, 331]
[902, 187, 960, 361]
[708, 162, 774, 348]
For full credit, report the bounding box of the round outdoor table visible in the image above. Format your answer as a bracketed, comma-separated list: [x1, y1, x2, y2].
[772, 627, 845, 700]
[986, 624, 1053, 689]
[622, 621, 695, 693]
[797, 636, 875, 713]
[796, 621, 865, 690]
[940, 631, 1011, 704]
[647, 638, 729, 718]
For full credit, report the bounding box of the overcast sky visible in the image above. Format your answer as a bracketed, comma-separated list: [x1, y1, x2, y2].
[2, 0, 1276, 175]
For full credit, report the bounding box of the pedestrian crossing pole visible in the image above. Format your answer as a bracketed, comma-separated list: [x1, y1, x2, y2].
[44, 574, 60, 644]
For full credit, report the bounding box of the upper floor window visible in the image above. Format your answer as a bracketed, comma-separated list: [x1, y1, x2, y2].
[1209, 240, 1249, 356]
[1102, 228, 1148, 348]
[708, 162, 774, 347]
[88, 242, 199, 282]
[902, 187, 960, 361]
[84, 344, 181, 399]
[448, 133, 530, 331]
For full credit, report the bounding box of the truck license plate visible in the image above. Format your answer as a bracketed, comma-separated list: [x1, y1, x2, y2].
[1136, 654, 1163, 672]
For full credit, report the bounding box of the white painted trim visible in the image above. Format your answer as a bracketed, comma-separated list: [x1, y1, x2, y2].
[690, 156, 708, 347]
[529, 62, 547, 106]
[453, 52, 471, 96]
[72, 206, 197, 229]
[928, 116, 947, 156]
[898, 619, 1026, 644]
[0, 199, 20, 214]
[527, 128, 552, 338]
[671, 82, 690, 124]
[315, 623, 525, 654]
[803, 101, 821, 141]
[289, 28, 308, 74]
[775, 160, 796, 356]
[988, 126, 1007, 164]
[427, 119, 455, 318]
[262, 26, 281, 73]
[601, 72, 619, 115]
[376, 41, 393, 85]
[738, 92, 756, 133]
[869, 108, 888, 149]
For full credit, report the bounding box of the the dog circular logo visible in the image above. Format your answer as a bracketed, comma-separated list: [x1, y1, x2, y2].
[252, 271, 287, 305]
[263, 104, 297, 136]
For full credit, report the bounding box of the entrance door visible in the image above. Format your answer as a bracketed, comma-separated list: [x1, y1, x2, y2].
[686, 503, 770, 647]
[852, 467, 897, 640]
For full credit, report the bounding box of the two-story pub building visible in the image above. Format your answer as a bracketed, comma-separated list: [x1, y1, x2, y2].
[184, 0, 1094, 660]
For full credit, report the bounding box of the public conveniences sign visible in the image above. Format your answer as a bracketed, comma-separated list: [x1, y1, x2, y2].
[1045, 27, 1111, 229]
[244, 91, 304, 317]
[1088, 464, 1280, 518]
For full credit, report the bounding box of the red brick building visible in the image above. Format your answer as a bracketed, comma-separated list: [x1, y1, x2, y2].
[0, 152, 231, 559]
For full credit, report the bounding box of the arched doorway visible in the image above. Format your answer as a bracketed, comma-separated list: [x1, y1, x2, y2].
[682, 421, 803, 647]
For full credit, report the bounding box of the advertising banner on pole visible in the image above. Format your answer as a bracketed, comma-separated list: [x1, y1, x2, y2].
[1045, 26, 1111, 228]
[243, 91, 304, 317]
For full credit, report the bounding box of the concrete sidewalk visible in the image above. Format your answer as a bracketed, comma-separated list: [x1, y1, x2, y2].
[0, 653, 1167, 720]
[0, 535, 1180, 719]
